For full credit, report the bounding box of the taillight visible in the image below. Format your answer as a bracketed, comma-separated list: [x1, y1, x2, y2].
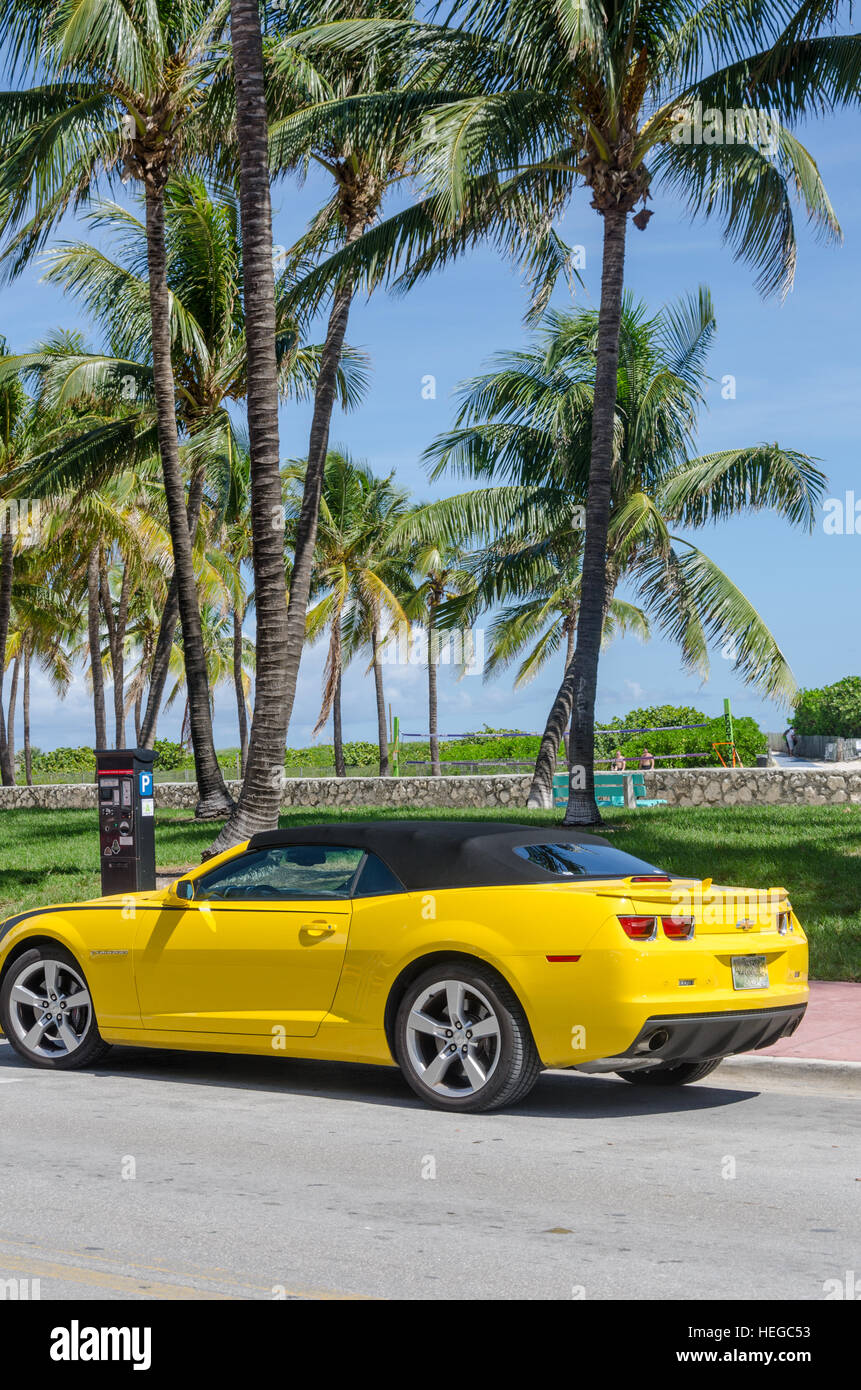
[618, 915, 657, 940]
[662, 915, 695, 940]
[777, 910, 794, 935]
[630, 875, 672, 884]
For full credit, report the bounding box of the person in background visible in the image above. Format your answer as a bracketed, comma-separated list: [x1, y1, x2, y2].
[610, 749, 626, 771]
[638, 747, 655, 771]
[784, 726, 798, 755]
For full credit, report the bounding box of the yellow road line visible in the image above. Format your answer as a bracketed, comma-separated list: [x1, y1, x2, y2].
[0, 1237, 373, 1301]
[0, 1253, 240, 1300]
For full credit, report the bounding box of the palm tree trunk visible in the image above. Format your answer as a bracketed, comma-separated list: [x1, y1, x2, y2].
[428, 598, 441, 776]
[23, 643, 31, 785]
[564, 207, 628, 826]
[87, 545, 107, 749]
[134, 632, 151, 744]
[99, 561, 115, 651]
[0, 517, 13, 784]
[371, 619, 390, 777]
[144, 180, 231, 817]
[112, 560, 131, 747]
[208, 6, 366, 852]
[528, 609, 577, 809]
[207, 0, 289, 852]
[139, 464, 207, 748]
[333, 668, 346, 778]
[5, 652, 18, 778]
[232, 606, 249, 775]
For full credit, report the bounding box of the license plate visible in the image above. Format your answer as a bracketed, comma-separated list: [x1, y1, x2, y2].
[732, 954, 769, 990]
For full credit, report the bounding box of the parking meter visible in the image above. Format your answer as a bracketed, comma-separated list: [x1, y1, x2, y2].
[95, 748, 157, 895]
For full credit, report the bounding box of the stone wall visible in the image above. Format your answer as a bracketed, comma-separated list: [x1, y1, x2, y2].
[0, 775, 532, 812]
[1, 766, 860, 812]
[644, 766, 861, 806]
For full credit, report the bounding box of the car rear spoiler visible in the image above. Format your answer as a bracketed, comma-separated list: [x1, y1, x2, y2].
[591, 877, 791, 905]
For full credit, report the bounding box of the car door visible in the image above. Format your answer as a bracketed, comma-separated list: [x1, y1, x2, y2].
[133, 844, 365, 1037]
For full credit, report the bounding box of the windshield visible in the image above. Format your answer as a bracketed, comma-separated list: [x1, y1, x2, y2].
[513, 842, 668, 879]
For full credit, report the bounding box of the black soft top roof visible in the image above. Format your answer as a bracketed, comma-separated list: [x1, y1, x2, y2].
[247, 820, 613, 891]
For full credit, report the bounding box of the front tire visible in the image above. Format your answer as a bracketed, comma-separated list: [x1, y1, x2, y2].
[394, 961, 541, 1112]
[616, 1058, 723, 1087]
[0, 946, 111, 1070]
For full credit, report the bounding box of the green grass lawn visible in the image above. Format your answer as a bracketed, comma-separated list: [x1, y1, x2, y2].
[0, 803, 858, 981]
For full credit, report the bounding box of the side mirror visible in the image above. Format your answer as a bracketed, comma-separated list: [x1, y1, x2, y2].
[169, 878, 196, 902]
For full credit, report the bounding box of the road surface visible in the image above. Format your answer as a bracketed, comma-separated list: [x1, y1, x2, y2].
[0, 1039, 857, 1300]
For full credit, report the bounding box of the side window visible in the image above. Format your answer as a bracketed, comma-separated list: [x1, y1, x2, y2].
[196, 845, 365, 901]
[352, 852, 405, 898]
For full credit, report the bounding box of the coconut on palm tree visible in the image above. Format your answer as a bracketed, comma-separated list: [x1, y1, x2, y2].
[418, 289, 826, 806]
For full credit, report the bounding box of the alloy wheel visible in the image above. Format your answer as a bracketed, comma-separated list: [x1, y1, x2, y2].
[404, 978, 502, 1099]
[7, 958, 93, 1059]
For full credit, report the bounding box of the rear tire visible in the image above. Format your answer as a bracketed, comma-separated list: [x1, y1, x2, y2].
[0, 946, 111, 1071]
[394, 961, 541, 1113]
[616, 1058, 723, 1086]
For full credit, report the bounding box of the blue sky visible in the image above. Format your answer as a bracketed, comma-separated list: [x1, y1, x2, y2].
[4, 107, 861, 752]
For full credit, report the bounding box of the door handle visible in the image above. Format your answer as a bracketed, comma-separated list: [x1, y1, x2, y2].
[304, 921, 336, 938]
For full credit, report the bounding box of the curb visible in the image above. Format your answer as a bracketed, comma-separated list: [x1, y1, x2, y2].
[720, 1054, 861, 1092]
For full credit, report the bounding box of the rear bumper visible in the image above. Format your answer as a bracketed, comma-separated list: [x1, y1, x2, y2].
[574, 1003, 807, 1073]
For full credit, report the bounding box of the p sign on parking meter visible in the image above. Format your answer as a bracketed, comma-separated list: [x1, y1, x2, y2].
[95, 747, 157, 894]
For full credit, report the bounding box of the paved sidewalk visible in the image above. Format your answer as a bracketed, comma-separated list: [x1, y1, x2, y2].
[770, 752, 861, 771]
[755, 981, 861, 1062]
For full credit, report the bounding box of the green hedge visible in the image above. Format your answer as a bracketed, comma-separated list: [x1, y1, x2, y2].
[594, 705, 766, 768]
[24, 712, 767, 776]
[792, 677, 861, 737]
[152, 738, 185, 769]
[27, 746, 96, 774]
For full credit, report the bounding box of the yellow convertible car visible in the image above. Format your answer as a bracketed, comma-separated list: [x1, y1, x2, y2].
[0, 822, 808, 1112]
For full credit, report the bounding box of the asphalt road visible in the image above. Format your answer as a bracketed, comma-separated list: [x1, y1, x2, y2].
[0, 1038, 857, 1301]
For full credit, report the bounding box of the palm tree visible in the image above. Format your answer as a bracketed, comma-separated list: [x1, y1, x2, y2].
[0, 328, 165, 762]
[419, 290, 826, 806]
[217, 451, 255, 775]
[249, 0, 525, 802]
[344, 472, 413, 777]
[27, 458, 174, 752]
[203, 0, 449, 842]
[342, 0, 856, 821]
[163, 602, 254, 751]
[203, 0, 294, 848]
[399, 538, 472, 776]
[5, 558, 73, 785]
[0, 336, 29, 782]
[24, 179, 367, 749]
[290, 450, 364, 779]
[291, 454, 412, 777]
[0, 342, 103, 780]
[0, 0, 239, 813]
